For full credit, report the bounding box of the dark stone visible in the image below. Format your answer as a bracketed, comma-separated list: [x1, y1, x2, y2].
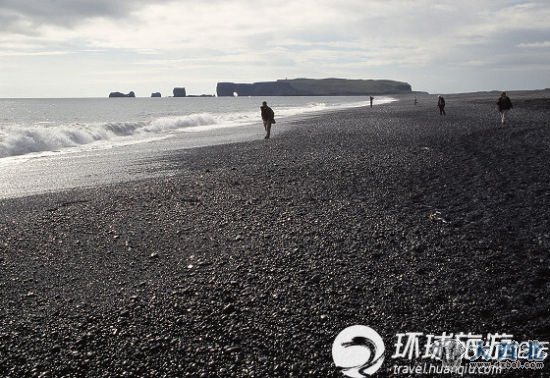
[151, 92, 161, 98]
[216, 78, 412, 96]
[173, 88, 187, 97]
[109, 91, 136, 98]
[222, 304, 236, 314]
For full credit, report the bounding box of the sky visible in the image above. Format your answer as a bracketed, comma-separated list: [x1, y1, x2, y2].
[0, 0, 549, 97]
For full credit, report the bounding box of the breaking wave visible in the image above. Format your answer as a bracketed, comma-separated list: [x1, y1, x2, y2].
[0, 113, 223, 158]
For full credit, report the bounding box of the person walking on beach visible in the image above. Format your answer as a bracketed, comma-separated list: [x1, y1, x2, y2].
[370, 96, 374, 108]
[260, 101, 275, 139]
[496, 92, 513, 125]
[437, 95, 446, 115]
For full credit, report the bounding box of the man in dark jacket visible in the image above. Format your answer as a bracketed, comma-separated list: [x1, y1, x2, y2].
[437, 95, 446, 115]
[260, 101, 275, 139]
[496, 92, 513, 125]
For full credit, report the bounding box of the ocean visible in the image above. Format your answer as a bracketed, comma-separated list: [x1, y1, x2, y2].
[0, 96, 394, 198]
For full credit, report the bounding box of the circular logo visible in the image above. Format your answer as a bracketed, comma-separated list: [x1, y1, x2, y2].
[332, 325, 385, 377]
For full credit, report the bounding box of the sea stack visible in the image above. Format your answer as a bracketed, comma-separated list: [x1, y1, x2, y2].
[151, 92, 162, 98]
[173, 88, 187, 97]
[109, 91, 136, 98]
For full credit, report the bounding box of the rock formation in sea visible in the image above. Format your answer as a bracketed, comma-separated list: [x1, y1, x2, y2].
[216, 78, 412, 97]
[173, 88, 187, 97]
[151, 92, 162, 98]
[109, 91, 136, 98]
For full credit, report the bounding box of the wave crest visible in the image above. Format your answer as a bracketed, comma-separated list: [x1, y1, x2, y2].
[0, 113, 220, 158]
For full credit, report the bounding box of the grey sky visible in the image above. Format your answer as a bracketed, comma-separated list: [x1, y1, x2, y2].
[0, 0, 549, 97]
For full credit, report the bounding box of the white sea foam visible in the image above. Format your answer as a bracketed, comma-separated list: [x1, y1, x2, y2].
[0, 114, 221, 158]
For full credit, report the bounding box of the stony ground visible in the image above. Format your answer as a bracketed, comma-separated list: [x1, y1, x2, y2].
[1, 92, 550, 377]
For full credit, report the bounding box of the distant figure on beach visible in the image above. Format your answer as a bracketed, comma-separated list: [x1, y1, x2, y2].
[370, 96, 374, 108]
[414, 97, 418, 106]
[260, 101, 275, 139]
[496, 92, 513, 125]
[437, 96, 446, 115]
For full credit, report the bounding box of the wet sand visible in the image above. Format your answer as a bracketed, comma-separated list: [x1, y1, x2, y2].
[1, 91, 550, 377]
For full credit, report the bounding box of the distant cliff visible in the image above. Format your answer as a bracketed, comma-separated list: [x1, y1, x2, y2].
[216, 78, 412, 96]
[173, 88, 187, 97]
[109, 91, 135, 98]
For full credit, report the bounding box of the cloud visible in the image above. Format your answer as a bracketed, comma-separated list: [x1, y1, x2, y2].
[1, 0, 550, 96]
[518, 41, 550, 48]
[0, 50, 69, 57]
[0, 0, 167, 31]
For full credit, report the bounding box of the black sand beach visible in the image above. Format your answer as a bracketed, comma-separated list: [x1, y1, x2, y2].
[1, 92, 550, 377]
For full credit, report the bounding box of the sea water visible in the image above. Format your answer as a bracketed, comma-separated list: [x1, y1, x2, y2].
[0, 96, 394, 198]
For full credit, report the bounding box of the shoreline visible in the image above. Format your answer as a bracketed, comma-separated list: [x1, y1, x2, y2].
[0, 96, 394, 200]
[1, 92, 550, 376]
